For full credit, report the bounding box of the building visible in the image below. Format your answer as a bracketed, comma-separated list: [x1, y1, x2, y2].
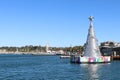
[46, 43, 51, 53]
[100, 41, 120, 56]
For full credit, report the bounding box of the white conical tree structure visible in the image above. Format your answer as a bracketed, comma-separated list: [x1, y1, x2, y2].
[70, 16, 111, 63]
[83, 16, 101, 57]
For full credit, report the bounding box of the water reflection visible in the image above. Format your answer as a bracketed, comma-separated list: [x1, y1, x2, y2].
[89, 64, 99, 79]
[80, 64, 101, 80]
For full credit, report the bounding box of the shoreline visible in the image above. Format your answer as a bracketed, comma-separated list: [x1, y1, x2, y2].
[0, 52, 56, 55]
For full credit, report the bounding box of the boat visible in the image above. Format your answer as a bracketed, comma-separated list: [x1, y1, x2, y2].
[60, 55, 70, 58]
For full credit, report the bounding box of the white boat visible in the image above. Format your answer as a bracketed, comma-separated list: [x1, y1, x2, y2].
[60, 55, 70, 58]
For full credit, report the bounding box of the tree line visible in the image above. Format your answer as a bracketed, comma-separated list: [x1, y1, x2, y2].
[0, 45, 84, 53]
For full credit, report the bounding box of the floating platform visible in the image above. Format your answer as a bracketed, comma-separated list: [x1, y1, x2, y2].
[60, 55, 70, 59]
[70, 55, 111, 63]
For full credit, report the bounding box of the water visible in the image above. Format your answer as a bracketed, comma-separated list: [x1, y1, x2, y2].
[0, 54, 120, 80]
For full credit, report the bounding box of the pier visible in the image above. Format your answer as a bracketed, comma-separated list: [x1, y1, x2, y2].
[111, 56, 120, 60]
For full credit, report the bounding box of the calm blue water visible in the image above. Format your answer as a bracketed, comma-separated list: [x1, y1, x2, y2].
[0, 54, 120, 80]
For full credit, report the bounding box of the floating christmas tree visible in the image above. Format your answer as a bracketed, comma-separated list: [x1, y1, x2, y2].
[83, 16, 101, 57]
[70, 16, 111, 63]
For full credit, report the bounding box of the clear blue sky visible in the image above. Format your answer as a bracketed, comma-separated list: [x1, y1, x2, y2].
[0, 0, 120, 47]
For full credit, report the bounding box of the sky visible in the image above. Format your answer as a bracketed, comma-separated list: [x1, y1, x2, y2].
[0, 0, 120, 47]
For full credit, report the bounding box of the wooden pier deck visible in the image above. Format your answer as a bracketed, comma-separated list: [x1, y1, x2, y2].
[111, 56, 120, 60]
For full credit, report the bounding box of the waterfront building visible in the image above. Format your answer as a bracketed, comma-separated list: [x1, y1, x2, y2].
[100, 41, 120, 56]
[46, 43, 51, 53]
[0, 49, 7, 53]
